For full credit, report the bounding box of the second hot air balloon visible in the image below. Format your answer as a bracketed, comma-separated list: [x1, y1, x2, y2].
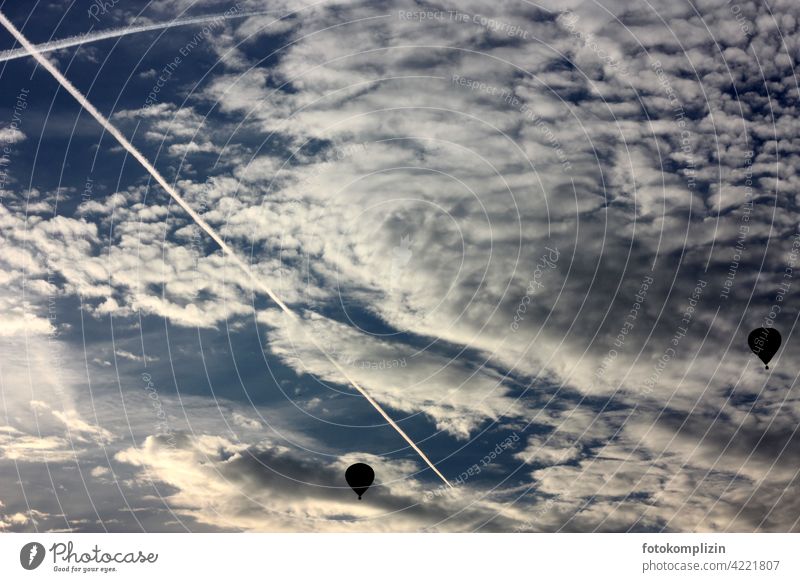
[748, 327, 781, 369]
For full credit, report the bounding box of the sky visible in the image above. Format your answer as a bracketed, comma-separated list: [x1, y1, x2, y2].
[0, 0, 799, 532]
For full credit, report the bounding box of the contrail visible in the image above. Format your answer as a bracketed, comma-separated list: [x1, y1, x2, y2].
[0, 9, 277, 63]
[0, 11, 452, 488]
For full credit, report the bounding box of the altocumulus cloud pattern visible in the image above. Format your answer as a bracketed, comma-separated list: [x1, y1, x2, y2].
[0, 0, 799, 533]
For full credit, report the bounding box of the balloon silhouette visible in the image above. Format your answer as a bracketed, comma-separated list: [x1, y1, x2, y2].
[345, 463, 374, 500]
[748, 327, 781, 369]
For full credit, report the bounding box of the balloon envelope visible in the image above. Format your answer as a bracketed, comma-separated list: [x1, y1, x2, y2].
[747, 327, 781, 369]
[345, 463, 374, 500]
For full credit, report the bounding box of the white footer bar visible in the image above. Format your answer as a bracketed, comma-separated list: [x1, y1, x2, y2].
[1, 533, 798, 581]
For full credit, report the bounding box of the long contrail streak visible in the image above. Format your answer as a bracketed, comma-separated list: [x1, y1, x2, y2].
[0, 10, 276, 63]
[0, 10, 452, 487]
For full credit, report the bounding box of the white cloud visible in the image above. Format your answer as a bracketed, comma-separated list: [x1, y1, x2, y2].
[0, 127, 25, 143]
[2, 0, 800, 531]
[115, 432, 531, 532]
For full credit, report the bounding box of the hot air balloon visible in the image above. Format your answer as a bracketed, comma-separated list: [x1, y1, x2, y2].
[748, 327, 781, 369]
[345, 463, 374, 500]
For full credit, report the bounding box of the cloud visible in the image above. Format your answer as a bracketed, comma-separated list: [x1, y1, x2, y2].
[115, 349, 160, 363]
[114, 432, 531, 531]
[2, 0, 800, 531]
[0, 127, 25, 143]
[231, 412, 262, 430]
[258, 310, 523, 438]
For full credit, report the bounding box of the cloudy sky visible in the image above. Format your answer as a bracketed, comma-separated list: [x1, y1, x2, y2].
[0, 0, 799, 532]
